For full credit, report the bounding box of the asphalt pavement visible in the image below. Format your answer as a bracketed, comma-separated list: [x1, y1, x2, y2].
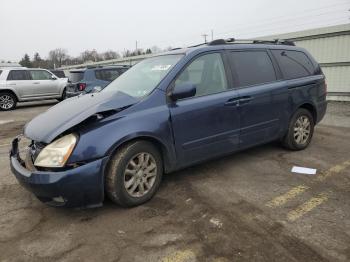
[0, 100, 349, 262]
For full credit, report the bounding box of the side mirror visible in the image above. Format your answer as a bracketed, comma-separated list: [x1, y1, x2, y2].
[92, 86, 102, 93]
[169, 83, 196, 101]
[51, 75, 57, 80]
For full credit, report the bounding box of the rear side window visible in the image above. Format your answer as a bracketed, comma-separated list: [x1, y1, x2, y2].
[69, 71, 84, 82]
[7, 70, 30, 80]
[229, 51, 276, 87]
[0, 70, 2, 76]
[271, 50, 315, 79]
[30, 70, 52, 80]
[95, 69, 120, 81]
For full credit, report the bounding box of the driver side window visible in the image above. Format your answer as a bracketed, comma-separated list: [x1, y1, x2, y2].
[174, 53, 228, 97]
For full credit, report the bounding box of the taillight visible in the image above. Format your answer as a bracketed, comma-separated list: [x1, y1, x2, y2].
[324, 81, 327, 94]
[78, 83, 86, 91]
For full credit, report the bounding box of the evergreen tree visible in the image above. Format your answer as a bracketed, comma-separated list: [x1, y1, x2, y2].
[33, 52, 42, 68]
[19, 54, 32, 67]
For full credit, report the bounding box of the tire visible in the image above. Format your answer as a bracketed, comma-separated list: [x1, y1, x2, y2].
[0, 92, 17, 111]
[105, 141, 163, 207]
[57, 88, 66, 102]
[282, 108, 314, 150]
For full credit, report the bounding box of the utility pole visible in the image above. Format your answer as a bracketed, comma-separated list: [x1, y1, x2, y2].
[135, 41, 138, 53]
[202, 34, 208, 43]
[211, 30, 214, 41]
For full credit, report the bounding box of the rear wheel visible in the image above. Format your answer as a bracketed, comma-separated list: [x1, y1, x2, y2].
[105, 141, 163, 207]
[0, 92, 17, 110]
[57, 88, 67, 102]
[282, 108, 314, 150]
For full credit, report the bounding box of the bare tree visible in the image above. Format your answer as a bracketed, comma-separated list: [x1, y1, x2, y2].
[102, 50, 120, 60]
[150, 46, 162, 54]
[48, 48, 68, 68]
[80, 49, 102, 63]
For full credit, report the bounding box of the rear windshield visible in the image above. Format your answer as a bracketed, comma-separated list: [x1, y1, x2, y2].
[95, 69, 120, 81]
[69, 71, 84, 82]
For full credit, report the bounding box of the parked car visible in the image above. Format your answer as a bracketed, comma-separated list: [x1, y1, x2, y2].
[65, 65, 130, 98]
[0, 67, 68, 110]
[10, 39, 327, 208]
[49, 70, 67, 79]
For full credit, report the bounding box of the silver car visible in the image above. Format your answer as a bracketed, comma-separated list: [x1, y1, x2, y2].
[0, 67, 68, 110]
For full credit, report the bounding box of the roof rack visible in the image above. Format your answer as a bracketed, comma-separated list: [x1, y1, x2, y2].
[188, 42, 206, 48]
[86, 64, 130, 69]
[208, 38, 295, 46]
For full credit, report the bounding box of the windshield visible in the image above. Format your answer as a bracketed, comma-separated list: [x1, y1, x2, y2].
[104, 54, 183, 97]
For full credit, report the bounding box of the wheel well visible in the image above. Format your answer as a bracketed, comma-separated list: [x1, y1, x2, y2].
[110, 136, 171, 173]
[299, 103, 317, 123]
[0, 89, 18, 101]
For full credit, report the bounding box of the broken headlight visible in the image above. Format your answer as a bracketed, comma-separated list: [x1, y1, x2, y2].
[34, 134, 77, 168]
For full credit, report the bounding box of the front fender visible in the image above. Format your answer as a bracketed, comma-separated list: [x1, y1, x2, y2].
[1, 87, 20, 101]
[68, 104, 177, 171]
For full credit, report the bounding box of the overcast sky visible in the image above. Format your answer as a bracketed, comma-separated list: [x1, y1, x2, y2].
[1, 0, 349, 61]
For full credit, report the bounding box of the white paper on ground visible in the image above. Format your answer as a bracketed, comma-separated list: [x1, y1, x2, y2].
[291, 166, 317, 175]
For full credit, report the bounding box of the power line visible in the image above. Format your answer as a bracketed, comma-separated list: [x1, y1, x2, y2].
[214, 1, 350, 33]
[216, 9, 349, 36]
[148, 9, 349, 48]
[139, 3, 350, 50]
[221, 16, 349, 39]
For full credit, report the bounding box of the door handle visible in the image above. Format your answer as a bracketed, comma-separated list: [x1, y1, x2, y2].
[224, 98, 240, 106]
[33, 82, 40, 84]
[238, 96, 252, 105]
[8, 83, 16, 86]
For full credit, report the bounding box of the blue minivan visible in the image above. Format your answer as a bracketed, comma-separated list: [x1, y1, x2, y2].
[10, 39, 327, 208]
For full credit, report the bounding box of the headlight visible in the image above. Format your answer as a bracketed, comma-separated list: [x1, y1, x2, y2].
[34, 134, 77, 168]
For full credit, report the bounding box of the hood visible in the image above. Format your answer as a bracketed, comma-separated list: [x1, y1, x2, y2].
[24, 91, 139, 143]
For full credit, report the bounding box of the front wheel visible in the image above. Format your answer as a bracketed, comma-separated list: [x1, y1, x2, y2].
[282, 108, 314, 150]
[0, 92, 17, 110]
[105, 141, 163, 207]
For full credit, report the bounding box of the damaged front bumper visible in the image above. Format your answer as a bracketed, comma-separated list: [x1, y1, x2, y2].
[9, 136, 108, 208]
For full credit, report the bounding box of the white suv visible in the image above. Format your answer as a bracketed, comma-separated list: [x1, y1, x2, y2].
[0, 67, 68, 110]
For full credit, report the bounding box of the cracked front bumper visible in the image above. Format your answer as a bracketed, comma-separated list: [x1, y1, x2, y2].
[9, 137, 108, 208]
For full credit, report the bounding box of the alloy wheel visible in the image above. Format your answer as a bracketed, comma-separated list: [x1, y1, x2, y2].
[123, 152, 157, 197]
[293, 115, 311, 145]
[0, 95, 14, 110]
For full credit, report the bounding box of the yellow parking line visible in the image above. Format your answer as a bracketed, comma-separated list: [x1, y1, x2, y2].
[266, 160, 350, 208]
[266, 185, 310, 207]
[315, 160, 350, 182]
[161, 250, 195, 262]
[287, 192, 329, 222]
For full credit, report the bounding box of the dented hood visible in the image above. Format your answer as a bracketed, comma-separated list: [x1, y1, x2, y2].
[24, 91, 139, 143]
